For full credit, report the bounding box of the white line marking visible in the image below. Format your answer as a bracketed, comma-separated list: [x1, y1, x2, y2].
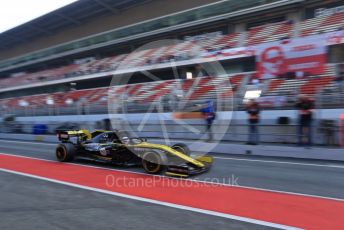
[1, 152, 344, 203]
[213, 156, 344, 169]
[0, 168, 301, 230]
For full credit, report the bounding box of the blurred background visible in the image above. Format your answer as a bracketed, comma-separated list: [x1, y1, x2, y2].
[0, 0, 343, 146]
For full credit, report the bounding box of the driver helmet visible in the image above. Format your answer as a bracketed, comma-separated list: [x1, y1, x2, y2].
[121, 136, 129, 144]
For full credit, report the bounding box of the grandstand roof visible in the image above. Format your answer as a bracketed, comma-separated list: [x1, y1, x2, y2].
[0, 0, 152, 50]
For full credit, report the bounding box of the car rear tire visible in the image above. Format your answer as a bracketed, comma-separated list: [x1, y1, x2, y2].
[142, 151, 167, 174]
[171, 143, 190, 156]
[56, 143, 75, 162]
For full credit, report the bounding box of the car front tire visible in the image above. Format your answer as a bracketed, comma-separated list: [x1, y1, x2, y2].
[142, 151, 167, 174]
[171, 143, 190, 156]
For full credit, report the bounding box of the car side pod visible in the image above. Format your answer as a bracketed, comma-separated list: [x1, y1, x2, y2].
[195, 155, 213, 164]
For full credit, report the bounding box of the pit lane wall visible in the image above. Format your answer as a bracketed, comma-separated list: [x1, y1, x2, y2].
[1, 109, 344, 145]
[0, 109, 344, 161]
[4, 109, 344, 143]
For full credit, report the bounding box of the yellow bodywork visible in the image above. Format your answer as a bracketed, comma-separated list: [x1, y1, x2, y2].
[65, 130, 209, 168]
[195, 155, 213, 164]
[165, 172, 189, 177]
[128, 142, 206, 168]
[67, 130, 91, 139]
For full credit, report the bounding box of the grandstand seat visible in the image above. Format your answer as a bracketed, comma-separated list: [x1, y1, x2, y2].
[266, 79, 285, 93]
[212, 33, 241, 49]
[299, 12, 344, 37]
[4, 70, 339, 113]
[88, 87, 109, 104]
[263, 74, 336, 97]
[0, 14, 336, 90]
[246, 21, 294, 46]
[263, 78, 305, 97]
[219, 74, 244, 98]
[144, 88, 172, 102]
[187, 84, 217, 100]
[132, 80, 175, 102]
[127, 84, 143, 96]
[299, 76, 334, 95]
[0, 11, 342, 114]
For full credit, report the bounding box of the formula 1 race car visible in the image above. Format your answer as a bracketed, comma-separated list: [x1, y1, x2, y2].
[55, 130, 212, 177]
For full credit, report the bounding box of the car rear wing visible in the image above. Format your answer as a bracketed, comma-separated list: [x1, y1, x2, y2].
[57, 130, 92, 141]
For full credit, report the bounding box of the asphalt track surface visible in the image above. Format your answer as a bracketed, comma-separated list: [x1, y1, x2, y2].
[0, 139, 344, 229]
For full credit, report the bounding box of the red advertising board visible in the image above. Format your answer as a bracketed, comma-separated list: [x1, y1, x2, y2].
[256, 35, 327, 79]
[326, 30, 344, 46]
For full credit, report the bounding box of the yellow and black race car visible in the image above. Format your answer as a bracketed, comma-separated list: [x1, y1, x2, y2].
[56, 130, 212, 177]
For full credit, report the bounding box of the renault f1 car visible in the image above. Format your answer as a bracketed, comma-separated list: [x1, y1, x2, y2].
[56, 130, 212, 177]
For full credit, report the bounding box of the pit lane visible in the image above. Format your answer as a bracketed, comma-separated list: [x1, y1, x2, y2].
[1, 171, 274, 230]
[1, 139, 344, 229]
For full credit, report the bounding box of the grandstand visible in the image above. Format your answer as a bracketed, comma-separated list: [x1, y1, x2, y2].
[0, 0, 343, 117]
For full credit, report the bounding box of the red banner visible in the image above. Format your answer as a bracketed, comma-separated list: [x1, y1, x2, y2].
[325, 30, 344, 46]
[256, 35, 327, 79]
